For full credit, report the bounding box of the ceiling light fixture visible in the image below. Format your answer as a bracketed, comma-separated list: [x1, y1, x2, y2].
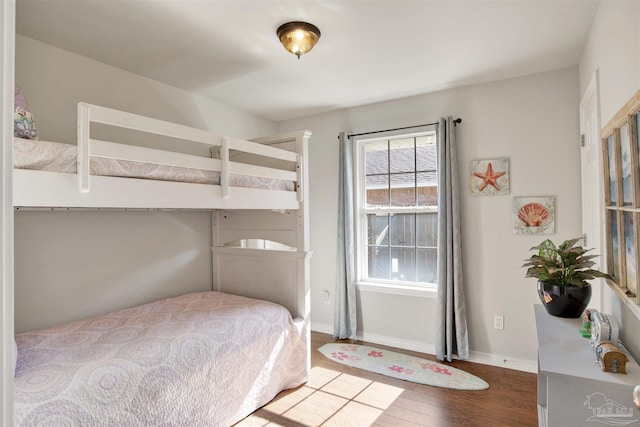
[277, 21, 321, 59]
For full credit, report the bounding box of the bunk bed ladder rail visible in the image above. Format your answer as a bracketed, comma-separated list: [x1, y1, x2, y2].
[77, 103, 90, 192]
[296, 154, 304, 203]
[221, 137, 230, 199]
[224, 135, 301, 200]
[293, 130, 311, 204]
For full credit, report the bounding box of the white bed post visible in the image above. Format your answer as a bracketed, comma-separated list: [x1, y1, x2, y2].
[77, 103, 90, 192]
[296, 131, 312, 374]
[211, 210, 221, 292]
[296, 153, 304, 203]
[295, 131, 311, 251]
[1, 0, 15, 424]
[220, 137, 230, 199]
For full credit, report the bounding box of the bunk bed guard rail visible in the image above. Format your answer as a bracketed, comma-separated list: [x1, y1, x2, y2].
[76, 103, 303, 202]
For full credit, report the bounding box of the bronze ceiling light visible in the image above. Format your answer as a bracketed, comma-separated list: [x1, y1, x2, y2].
[277, 21, 321, 59]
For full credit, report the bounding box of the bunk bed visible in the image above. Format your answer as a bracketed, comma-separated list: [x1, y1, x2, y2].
[12, 103, 312, 426]
[14, 103, 308, 210]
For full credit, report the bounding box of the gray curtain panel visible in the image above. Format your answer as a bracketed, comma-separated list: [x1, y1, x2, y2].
[334, 132, 357, 339]
[435, 117, 469, 362]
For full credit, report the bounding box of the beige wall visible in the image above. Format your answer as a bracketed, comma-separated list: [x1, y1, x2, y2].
[14, 35, 277, 332]
[14, 211, 212, 333]
[578, 1, 640, 359]
[15, 35, 276, 145]
[279, 67, 581, 369]
[579, 1, 640, 126]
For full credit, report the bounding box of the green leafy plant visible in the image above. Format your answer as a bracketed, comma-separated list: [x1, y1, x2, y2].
[523, 237, 611, 287]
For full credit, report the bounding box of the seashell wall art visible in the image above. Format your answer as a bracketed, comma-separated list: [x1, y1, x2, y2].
[512, 196, 555, 235]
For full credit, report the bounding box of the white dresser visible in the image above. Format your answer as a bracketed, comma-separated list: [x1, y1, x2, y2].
[535, 304, 640, 427]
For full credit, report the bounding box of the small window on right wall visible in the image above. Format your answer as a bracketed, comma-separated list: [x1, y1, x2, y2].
[601, 90, 640, 305]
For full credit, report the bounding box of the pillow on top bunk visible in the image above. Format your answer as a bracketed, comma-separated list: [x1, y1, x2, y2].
[14, 85, 39, 140]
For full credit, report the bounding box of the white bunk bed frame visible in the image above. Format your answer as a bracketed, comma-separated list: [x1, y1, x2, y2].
[11, 102, 312, 395]
[1, 1, 16, 425]
[14, 103, 309, 210]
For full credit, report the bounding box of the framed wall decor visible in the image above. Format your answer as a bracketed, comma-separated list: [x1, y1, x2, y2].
[470, 158, 509, 196]
[601, 90, 640, 303]
[512, 196, 555, 235]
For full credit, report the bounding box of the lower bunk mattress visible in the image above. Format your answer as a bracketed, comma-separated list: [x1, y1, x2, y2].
[14, 137, 295, 192]
[14, 291, 308, 426]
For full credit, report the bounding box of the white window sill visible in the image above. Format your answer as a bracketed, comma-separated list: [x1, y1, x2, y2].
[356, 281, 437, 298]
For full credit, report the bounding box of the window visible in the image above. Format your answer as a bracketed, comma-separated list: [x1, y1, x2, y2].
[601, 89, 640, 316]
[355, 129, 438, 290]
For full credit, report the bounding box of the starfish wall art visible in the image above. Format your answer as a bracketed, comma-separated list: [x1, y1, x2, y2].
[470, 158, 509, 196]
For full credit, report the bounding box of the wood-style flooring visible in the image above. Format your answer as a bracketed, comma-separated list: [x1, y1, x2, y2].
[236, 331, 538, 427]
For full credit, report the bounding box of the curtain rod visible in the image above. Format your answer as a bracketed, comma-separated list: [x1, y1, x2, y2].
[347, 118, 462, 139]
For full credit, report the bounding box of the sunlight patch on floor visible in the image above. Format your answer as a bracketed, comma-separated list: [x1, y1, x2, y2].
[261, 386, 314, 415]
[306, 366, 341, 389]
[236, 366, 405, 426]
[282, 390, 348, 425]
[319, 373, 372, 399]
[354, 381, 405, 410]
[322, 401, 383, 426]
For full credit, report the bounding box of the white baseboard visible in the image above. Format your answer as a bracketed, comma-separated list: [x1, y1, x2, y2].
[311, 322, 537, 373]
[468, 349, 537, 373]
[311, 322, 333, 336]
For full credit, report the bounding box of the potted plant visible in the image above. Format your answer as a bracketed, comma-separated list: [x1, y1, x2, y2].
[523, 237, 611, 318]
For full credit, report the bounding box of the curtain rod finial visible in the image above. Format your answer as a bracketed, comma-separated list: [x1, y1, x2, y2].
[454, 118, 462, 125]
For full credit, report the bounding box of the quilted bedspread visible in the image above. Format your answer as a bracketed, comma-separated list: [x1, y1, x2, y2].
[13, 137, 295, 191]
[14, 291, 308, 426]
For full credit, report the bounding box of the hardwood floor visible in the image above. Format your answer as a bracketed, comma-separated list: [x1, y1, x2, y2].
[237, 332, 538, 427]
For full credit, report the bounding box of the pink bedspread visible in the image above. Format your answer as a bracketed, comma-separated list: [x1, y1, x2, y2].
[14, 137, 295, 191]
[14, 291, 308, 426]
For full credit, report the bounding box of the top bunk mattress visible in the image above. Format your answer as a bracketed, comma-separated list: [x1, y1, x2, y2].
[14, 137, 295, 192]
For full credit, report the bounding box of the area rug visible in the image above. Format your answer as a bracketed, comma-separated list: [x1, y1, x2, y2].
[318, 343, 489, 390]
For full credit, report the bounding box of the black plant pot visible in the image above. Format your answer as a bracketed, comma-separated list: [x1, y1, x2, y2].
[537, 281, 592, 318]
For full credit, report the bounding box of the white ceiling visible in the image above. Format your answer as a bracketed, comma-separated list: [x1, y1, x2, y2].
[15, 0, 599, 122]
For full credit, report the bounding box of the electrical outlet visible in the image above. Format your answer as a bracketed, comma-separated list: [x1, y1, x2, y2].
[323, 290, 330, 305]
[494, 315, 504, 330]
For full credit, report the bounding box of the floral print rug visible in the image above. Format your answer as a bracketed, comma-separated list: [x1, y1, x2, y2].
[318, 343, 489, 390]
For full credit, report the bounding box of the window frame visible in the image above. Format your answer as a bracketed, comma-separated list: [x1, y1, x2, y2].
[353, 128, 438, 295]
[601, 90, 640, 318]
